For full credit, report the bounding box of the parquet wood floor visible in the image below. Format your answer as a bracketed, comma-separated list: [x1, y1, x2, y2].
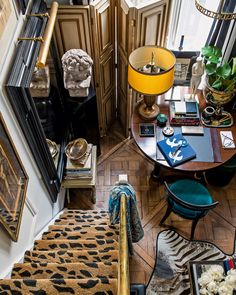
[67, 123, 236, 286]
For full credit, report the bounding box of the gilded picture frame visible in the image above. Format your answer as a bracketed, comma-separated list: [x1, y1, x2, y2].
[0, 112, 28, 241]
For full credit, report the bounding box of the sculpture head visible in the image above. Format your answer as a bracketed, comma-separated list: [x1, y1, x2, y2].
[61, 49, 93, 81]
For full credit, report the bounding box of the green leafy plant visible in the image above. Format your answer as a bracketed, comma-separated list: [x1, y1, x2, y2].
[201, 45, 236, 92]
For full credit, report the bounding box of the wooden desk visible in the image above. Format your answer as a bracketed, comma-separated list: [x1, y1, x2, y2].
[131, 87, 236, 175]
[62, 146, 97, 204]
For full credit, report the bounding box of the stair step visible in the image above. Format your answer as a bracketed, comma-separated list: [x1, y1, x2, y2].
[42, 229, 119, 241]
[24, 250, 119, 263]
[63, 209, 108, 214]
[33, 239, 118, 251]
[12, 262, 118, 279]
[54, 218, 110, 226]
[59, 212, 109, 219]
[48, 224, 119, 232]
[0, 278, 117, 294]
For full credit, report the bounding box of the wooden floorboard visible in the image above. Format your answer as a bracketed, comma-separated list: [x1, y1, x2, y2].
[67, 123, 236, 286]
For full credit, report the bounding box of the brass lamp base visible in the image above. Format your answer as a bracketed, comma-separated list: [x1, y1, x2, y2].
[138, 95, 160, 120]
[138, 103, 160, 120]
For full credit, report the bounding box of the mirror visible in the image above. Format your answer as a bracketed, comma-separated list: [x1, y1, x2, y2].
[6, 0, 66, 202]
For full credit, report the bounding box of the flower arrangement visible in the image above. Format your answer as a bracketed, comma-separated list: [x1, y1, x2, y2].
[198, 264, 236, 295]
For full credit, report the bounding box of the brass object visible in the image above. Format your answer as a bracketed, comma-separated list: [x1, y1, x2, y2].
[18, 37, 44, 42]
[36, 2, 59, 68]
[195, 0, 236, 20]
[65, 138, 88, 164]
[46, 139, 58, 159]
[118, 194, 130, 295]
[28, 13, 49, 18]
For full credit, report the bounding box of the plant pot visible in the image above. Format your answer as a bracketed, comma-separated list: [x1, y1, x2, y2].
[203, 77, 235, 106]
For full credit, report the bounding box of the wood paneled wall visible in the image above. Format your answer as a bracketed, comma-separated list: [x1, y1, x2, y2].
[53, 0, 171, 137]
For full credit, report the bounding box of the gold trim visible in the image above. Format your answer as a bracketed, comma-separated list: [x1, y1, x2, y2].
[118, 194, 130, 295]
[195, 0, 236, 20]
[28, 13, 49, 18]
[18, 37, 44, 42]
[36, 2, 59, 68]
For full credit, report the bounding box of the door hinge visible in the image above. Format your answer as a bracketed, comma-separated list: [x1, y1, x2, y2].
[130, 19, 136, 27]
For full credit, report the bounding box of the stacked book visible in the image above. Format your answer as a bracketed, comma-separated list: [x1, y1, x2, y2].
[169, 101, 200, 126]
[64, 144, 93, 180]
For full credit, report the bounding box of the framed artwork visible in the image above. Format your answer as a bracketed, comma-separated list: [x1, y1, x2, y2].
[0, 113, 28, 241]
[172, 51, 200, 86]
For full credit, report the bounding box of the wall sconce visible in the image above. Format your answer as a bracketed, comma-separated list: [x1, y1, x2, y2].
[195, 0, 236, 20]
[128, 46, 176, 120]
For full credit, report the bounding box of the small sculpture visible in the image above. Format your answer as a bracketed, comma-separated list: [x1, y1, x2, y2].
[190, 57, 205, 98]
[30, 65, 50, 97]
[61, 49, 93, 97]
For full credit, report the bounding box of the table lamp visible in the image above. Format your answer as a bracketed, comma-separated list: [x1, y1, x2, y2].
[128, 46, 176, 120]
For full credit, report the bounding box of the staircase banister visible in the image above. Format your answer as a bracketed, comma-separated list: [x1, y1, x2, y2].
[118, 193, 130, 295]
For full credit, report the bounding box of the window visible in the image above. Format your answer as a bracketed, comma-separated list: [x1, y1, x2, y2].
[167, 0, 214, 51]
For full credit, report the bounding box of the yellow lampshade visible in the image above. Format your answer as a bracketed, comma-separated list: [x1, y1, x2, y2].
[128, 46, 176, 95]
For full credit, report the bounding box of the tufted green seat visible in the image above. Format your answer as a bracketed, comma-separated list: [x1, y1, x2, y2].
[160, 179, 219, 239]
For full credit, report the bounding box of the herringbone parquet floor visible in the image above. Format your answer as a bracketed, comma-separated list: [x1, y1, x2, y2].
[67, 123, 236, 286]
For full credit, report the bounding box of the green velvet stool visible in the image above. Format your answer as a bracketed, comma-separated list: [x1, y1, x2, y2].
[160, 179, 219, 240]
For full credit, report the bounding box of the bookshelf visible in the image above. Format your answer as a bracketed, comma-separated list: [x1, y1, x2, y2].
[61, 145, 97, 204]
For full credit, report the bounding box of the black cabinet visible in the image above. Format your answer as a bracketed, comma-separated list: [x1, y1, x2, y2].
[66, 87, 101, 156]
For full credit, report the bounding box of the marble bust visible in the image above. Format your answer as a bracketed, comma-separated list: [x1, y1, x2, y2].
[30, 65, 50, 97]
[61, 49, 93, 97]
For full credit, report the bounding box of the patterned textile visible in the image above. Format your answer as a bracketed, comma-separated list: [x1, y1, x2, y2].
[146, 229, 234, 295]
[109, 184, 144, 254]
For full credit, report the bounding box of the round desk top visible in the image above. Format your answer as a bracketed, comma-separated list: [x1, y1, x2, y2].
[131, 88, 236, 172]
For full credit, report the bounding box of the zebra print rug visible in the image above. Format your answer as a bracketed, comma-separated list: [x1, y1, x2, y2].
[146, 229, 235, 295]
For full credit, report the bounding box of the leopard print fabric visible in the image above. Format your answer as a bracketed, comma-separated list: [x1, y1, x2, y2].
[33, 239, 118, 251]
[24, 250, 119, 263]
[0, 278, 117, 294]
[12, 262, 118, 279]
[42, 229, 119, 240]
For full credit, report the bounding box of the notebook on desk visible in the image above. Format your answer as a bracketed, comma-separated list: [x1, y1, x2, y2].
[157, 133, 196, 167]
[156, 127, 217, 163]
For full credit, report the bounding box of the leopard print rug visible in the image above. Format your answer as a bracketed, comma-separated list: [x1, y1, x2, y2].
[0, 210, 119, 294]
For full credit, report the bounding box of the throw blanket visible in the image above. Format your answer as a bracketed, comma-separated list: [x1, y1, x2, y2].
[108, 184, 144, 254]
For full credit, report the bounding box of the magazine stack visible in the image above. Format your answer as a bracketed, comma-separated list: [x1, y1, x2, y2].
[64, 144, 93, 180]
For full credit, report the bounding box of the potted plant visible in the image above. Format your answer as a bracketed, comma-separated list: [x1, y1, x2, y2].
[201, 45, 236, 106]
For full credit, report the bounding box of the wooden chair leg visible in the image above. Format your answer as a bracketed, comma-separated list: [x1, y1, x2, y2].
[190, 218, 200, 240]
[160, 203, 172, 225]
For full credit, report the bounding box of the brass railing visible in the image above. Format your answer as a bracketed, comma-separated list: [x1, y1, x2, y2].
[118, 193, 130, 295]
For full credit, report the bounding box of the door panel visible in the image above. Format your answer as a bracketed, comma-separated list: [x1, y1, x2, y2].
[117, 0, 170, 137]
[54, 7, 92, 58]
[90, 0, 115, 136]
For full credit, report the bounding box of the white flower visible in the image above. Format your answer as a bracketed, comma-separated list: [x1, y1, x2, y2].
[207, 281, 219, 294]
[225, 269, 236, 289]
[199, 287, 214, 295]
[198, 272, 214, 287]
[218, 281, 234, 295]
[208, 265, 224, 281]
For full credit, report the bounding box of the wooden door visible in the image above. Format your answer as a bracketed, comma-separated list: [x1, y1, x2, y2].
[54, 7, 92, 58]
[117, 0, 171, 137]
[90, 0, 116, 136]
